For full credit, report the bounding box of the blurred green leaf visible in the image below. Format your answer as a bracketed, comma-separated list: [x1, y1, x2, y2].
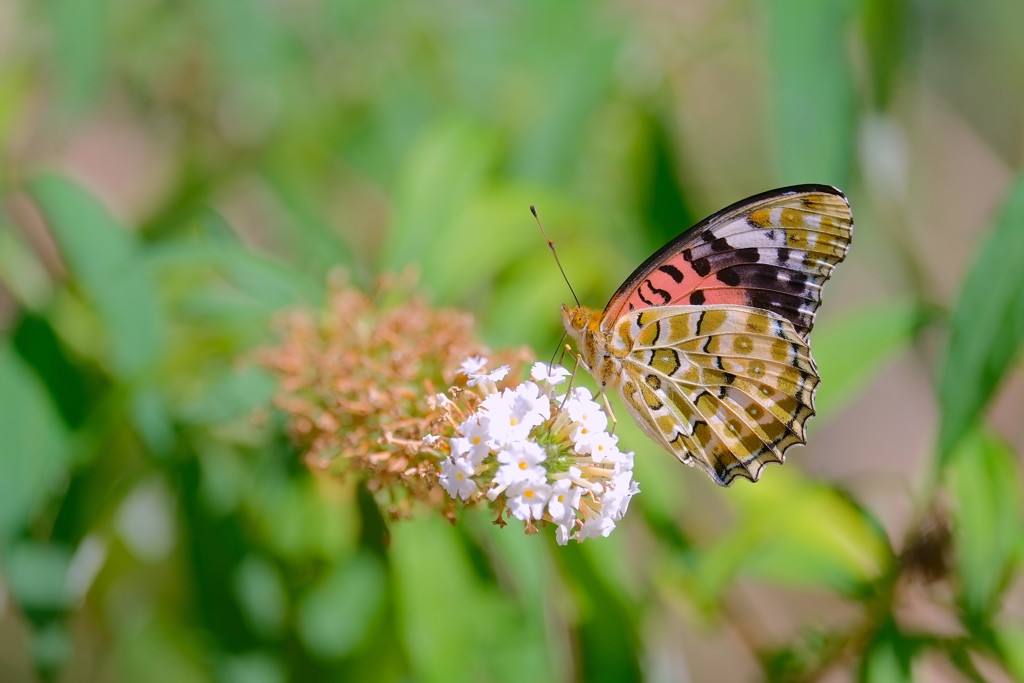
[259, 173, 355, 280]
[511, 32, 619, 185]
[556, 542, 643, 682]
[0, 344, 70, 548]
[466, 517, 559, 675]
[41, 0, 107, 116]
[0, 219, 53, 310]
[219, 653, 285, 683]
[695, 471, 891, 601]
[640, 110, 698, 247]
[391, 516, 494, 681]
[391, 514, 553, 683]
[130, 389, 176, 455]
[428, 186, 541, 306]
[480, 252, 564, 349]
[4, 542, 72, 610]
[29, 175, 175, 452]
[768, 0, 857, 185]
[813, 300, 922, 421]
[385, 120, 497, 275]
[945, 430, 1021, 622]
[860, 624, 913, 683]
[296, 552, 384, 660]
[199, 0, 292, 84]
[113, 618, 211, 683]
[860, 0, 912, 109]
[29, 174, 164, 379]
[11, 313, 97, 429]
[146, 225, 323, 308]
[250, 477, 358, 563]
[198, 447, 247, 516]
[233, 555, 288, 638]
[0, 61, 33, 142]
[29, 622, 73, 679]
[938, 172, 1024, 462]
[996, 622, 1024, 681]
[178, 367, 276, 425]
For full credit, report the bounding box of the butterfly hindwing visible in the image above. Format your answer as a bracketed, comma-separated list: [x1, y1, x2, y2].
[613, 305, 818, 485]
[603, 185, 852, 339]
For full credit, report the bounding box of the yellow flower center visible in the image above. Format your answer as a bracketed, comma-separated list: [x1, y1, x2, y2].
[518, 462, 527, 470]
[509, 417, 519, 426]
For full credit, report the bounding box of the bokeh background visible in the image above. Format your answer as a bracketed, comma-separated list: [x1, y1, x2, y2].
[2, 0, 1024, 681]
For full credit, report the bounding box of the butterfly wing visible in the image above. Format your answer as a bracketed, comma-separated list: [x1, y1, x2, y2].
[602, 185, 852, 339]
[613, 305, 817, 485]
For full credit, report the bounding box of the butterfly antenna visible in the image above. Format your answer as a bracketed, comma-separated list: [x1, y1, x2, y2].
[531, 205, 581, 307]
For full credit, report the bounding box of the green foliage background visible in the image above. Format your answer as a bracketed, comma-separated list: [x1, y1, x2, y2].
[1, 0, 1023, 681]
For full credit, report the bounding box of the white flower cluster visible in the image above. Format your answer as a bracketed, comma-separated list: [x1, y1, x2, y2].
[437, 359, 640, 544]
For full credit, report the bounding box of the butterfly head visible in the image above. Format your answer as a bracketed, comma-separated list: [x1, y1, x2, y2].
[561, 303, 601, 351]
[561, 303, 588, 330]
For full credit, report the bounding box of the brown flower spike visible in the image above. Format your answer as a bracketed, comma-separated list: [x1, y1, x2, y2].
[261, 273, 528, 519]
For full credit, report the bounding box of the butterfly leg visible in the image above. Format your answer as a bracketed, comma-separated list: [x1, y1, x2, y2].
[558, 352, 585, 410]
[599, 390, 618, 434]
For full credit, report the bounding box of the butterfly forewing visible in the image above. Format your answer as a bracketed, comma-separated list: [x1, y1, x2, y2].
[603, 185, 852, 339]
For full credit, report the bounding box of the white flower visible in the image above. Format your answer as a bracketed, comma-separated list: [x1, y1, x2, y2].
[555, 519, 574, 546]
[438, 358, 640, 545]
[440, 457, 478, 500]
[508, 382, 551, 428]
[458, 356, 489, 376]
[457, 415, 492, 465]
[567, 386, 594, 402]
[547, 478, 582, 524]
[507, 481, 552, 521]
[564, 391, 608, 440]
[606, 449, 629, 468]
[602, 470, 640, 521]
[495, 441, 547, 487]
[449, 436, 470, 458]
[480, 388, 538, 444]
[467, 364, 510, 387]
[609, 449, 632, 472]
[530, 362, 571, 386]
[574, 514, 616, 541]
[574, 430, 619, 463]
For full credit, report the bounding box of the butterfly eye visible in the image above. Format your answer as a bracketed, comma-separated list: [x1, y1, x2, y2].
[573, 310, 587, 330]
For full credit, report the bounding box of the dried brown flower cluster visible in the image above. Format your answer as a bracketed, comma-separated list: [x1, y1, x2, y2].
[261, 272, 529, 519]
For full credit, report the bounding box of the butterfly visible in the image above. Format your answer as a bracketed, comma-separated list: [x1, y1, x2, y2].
[561, 185, 853, 485]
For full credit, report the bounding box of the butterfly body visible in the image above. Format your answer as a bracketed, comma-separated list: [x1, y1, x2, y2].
[561, 185, 852, 486]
